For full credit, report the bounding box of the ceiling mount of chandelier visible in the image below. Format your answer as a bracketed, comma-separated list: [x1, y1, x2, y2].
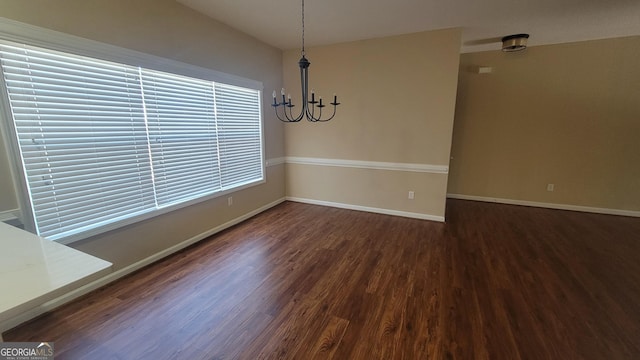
[271, 0, 340, 122]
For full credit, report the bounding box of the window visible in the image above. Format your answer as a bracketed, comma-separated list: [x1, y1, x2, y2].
[0, 40, 263, 242]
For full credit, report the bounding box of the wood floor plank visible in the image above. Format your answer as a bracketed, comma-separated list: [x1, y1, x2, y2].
[305, 316, 350, 360]
[4, 199, 640, 359]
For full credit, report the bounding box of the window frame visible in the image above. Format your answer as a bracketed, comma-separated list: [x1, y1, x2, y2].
[0, 18, 266, 244]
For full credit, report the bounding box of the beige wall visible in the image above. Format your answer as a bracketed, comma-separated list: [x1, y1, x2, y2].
[283, 29, 461, 219]
[0, 0, 285, 268]
[448, 37, 640, 212]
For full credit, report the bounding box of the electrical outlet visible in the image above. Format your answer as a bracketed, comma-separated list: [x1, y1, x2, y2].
[228, 196, 233, 206]
[547, 184, 555, 192]
[408, 191, 415, 200]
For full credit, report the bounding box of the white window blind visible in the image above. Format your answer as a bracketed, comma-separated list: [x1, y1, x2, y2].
[215, 83, 263, 189]
[0, 44, 156, 240]
[0, 41, 264, 242]
[140, 69, 221, 207]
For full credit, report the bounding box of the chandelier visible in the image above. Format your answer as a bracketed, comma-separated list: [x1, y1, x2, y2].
[271, 0, 340, 122]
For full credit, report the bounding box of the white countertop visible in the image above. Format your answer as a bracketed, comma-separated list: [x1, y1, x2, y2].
[0, 222, 112, 329]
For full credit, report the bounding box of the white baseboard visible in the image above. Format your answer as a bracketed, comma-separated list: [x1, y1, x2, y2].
[285, 196, 445, 222]
[0, 209, 18, 223]
[0, 197, 286, 334]
[446, 193, 640, 218]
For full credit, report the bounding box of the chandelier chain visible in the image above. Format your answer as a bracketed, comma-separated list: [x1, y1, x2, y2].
[301, 0, 305, 56]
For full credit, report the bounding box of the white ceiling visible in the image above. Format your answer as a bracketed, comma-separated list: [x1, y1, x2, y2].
[177, 0, 640, 53]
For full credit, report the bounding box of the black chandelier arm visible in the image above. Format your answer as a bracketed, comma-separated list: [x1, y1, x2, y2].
[273, 102, 338, 122]
[308, 105, 321, 122]
[272, 98, 339, 122]
[307, 97, 316, 119]
[273, 103, 302, 122]
[273, 105, 289, 122]
[306, 102, 338, 122]
[286, 102, 301, 122]
[305, 93, 340, 122]
[307, 98, 319, 121]
[272, 92, 340, 122]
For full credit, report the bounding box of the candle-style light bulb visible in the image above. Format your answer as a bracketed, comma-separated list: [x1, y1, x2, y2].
[272, 90, 276, 99]
[281, 88, 285, 96]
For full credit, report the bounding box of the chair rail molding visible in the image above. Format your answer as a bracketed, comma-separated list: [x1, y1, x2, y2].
[285, 157, 448, 174]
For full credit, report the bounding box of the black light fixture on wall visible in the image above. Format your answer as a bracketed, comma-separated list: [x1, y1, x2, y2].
[271, 0, 340, 122]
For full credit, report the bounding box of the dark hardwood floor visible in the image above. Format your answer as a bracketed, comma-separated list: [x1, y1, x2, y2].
[5, 199, 640, 359]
